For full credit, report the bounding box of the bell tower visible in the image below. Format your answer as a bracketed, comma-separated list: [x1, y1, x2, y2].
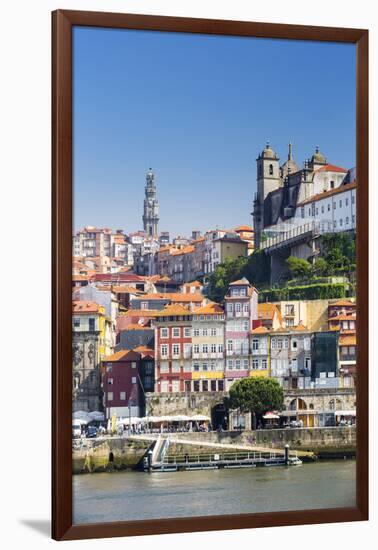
[142, 168, 159, 237]
[253, 142, 281, 248]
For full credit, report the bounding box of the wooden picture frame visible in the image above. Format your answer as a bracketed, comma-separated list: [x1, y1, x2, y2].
[52, 9, 368, 541]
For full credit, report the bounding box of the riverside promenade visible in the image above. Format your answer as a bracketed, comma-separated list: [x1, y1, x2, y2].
[72, 426, 355, 474]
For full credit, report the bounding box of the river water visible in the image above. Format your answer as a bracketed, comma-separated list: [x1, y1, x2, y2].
[73, 460, 356, 524]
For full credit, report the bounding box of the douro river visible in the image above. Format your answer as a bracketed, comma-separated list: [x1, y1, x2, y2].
[73, 459, 355, 524]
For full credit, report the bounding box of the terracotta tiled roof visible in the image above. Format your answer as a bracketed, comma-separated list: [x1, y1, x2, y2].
[251, 326, 268, 334]
[122, 309, 161, 317]
[315, 164, 348, 173]
[297, 181, 356, 206]
[154, 304, 192, 317]
[329, 300, 356, 307]
[229, 277, 250, 286]
[169, 293, 204, 303]
[133, 345, 154, 356]
[194, 302, 224, 315]
[182, 280, 202, 288]
[104, 349, 140, 362]
[339, 335, 356, 346]
[329, 313, 356, 321]
[73, 300, 101, 313]
[234, 225, 253, 232]
[258, 303, 280, 320]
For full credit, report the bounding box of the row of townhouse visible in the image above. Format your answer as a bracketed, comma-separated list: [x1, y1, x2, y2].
[154, 278, 354, 394]
[138, 227, 254, 282]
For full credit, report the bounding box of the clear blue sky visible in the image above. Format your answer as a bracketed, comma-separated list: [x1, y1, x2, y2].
[73, 27, 356, 236]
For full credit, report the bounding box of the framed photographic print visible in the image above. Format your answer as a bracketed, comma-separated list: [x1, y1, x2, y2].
[52, 10, 368, 541]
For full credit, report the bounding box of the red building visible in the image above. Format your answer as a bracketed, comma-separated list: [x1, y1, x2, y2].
[102, 350, 144, 418]
[154, 304, 193, 393]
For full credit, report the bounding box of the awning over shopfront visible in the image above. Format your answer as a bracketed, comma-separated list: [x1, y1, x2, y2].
[334, 410, 356, 416]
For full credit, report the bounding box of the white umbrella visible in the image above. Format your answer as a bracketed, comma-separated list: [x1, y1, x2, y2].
[263, 412, 280, 419]
[190, 414, 211, 421]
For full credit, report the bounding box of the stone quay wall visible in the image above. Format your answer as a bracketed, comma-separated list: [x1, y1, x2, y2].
[172, 426, 356, 455]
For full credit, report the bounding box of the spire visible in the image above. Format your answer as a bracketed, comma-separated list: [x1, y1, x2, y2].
[288, 142, 293, 160]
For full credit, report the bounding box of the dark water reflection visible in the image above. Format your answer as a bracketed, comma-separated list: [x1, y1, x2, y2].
[73, 460, 356, 524]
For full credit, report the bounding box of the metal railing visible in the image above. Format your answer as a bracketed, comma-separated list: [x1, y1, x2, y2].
[163, 450, 292, 464]
[260, 221, 327, 249]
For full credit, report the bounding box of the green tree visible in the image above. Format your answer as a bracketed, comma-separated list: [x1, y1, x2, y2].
[286, 256, 312, 280]
[228, 377, 284, 429]
[312, 257, 329, 277]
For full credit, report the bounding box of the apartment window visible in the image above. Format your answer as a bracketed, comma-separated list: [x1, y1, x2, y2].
[88, 318, 95, 331]
[73, 317, 80, 327]
[227, 340, 233, 352]
[340, 219, 343, 227]
[211, 380, 217, 392]
[301, 207, 305, 219]
[252, 338, 259, 350]
[202, 344, 208, 354]
[140, 302, 148, 310]
[107, 392, 113, 401]
[333, 202, 336, 210]
[308, 208, 311, 216]
[341, 346, 349, 355]
[193, 363, 200, 371]
[346, 216, 349, 225]
[243, 320, 249, 331]
[346, 198, 349, 206]
[232, 288, 239, 296]
[184, 380, 191, 392]
[269, 164, 274, 175]
[235, 303, 241, 313]
[193, 344, 199, 355]
[252, 359, 259, 369]
[193, 381, 200, 392]
[132, 377, 137, 384]
[172, 344, 180, 357]
[183, 327, 190, 338]
[211, 328, 217, 336]
[315, 208, 318, 215]
[328, 203, 331, 211]
[227, 359, 233, 369]
[352, 214, 355, 224]
[161, 328, 168, 338]
[106, 364, 112, 372]
[352, 195, 355, 204]
[235, 359, 241, 370]
[172, 327, 180, 338]
[243, 359, 249, 369]
[172, 362, 180, 373]
[349, 346, 356, 355]
[291, 339, 298, 350]
[211, 344, 217, 353]
[193, 329, 200, 337]
[218, 344, 223, 353]
[202, 329, 208, 336]
[333, 220, 337, 228]
[172, 380, 180, 392]
[160, 381, 169, 393]
[108, 378, 113, 385]
[283, 338, 289, 349]
[271, 338, 276, 349]
[321, 205, 324, 214]
[184, 344, 191, 357]
[243, 303, 249, 314]
[304, 337, 311, 350]
[227, 303, 233, 313]
[277, 339, 283, 350]
[131, 361, 137, 369]
[285, 304, 295, 316]
[240, 288, 246, 296]
[291, 358, 298, 371]
[218, 380, 224, 391]
[160, 345, 168, 357]
[120, 391, 126, 400]
[305, 357, 311, 370]
[160, 362, 169, 373]
[202, 380, 209, 392]
[261, 358, 267, 369]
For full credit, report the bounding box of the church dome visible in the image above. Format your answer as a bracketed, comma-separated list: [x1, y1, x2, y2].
[311, 146, 326, 165]
[260, 142, 278, 160]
